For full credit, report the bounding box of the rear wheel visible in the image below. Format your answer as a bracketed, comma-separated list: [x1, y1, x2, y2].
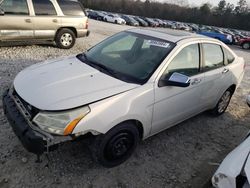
[91, 122, 139, 167]
[55, 28, 76, 49]
[211, 89, 233, 116]
[242, 42, 250, 49]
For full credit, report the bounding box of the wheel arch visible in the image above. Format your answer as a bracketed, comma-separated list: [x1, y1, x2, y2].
[55, 27, 77, 38]
[107, 119, 144, 140]
[228, 84, 236, 95]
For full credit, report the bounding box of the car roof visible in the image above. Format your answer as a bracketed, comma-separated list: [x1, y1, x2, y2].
[128, 28, 208, 43]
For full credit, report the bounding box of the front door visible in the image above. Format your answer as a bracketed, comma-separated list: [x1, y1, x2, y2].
[152, 43, 205, 134]
[0, 0, 34, 41]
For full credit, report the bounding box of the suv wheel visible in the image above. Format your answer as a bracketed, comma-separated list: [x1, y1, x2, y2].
[55, 28, 76, 49]
[242, 42, 250, 49]
[211, 89, 233, 116]
[91, 122, 139, 167]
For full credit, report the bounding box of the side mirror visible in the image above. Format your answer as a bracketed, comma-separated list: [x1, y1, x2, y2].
[0, 8, 4, 15]
[159, 72, 190, 88]
[247, 95, 250, 107]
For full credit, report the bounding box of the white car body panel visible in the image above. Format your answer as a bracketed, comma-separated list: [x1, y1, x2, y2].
[104, 15, 126, 24]
[14, 56, 138, 111]
[12, 29, 245, 139]
[212, 136, 250, 188]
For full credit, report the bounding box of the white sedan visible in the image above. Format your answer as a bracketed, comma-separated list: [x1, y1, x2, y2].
[3, 29, 245, 167]
[103, 14, 126, 24]
[212, 96, 250, 188]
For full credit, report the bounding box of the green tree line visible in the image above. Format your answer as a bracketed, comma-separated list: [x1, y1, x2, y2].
[80, 0, 250, 30]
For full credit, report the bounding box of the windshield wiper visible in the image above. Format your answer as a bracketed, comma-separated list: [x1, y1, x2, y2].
[77, 53, 119, 79]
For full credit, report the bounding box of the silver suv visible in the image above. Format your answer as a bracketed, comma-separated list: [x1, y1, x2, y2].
[0, 0, 90, 49]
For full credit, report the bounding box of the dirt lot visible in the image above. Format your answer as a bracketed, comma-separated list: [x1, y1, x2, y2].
[0, 20, 250, 188]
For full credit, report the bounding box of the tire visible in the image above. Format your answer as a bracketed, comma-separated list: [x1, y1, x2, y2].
[91, 122, 139, 168]
[242, 42, 250, 49]
[115, 20, 118, 24]
[211, 89, 233, 116]
[55, 28, 76, 49]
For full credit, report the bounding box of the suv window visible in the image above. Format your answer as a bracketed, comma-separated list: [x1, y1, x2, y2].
[33, 0, 57, 16]
[223, 48, 235, 64]
[1, 0, 29, 15]
[57, 0, 85, 16]
[163, 44, 200, 77]
[203, 44, 224, 71]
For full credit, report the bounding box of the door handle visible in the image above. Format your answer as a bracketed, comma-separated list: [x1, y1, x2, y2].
[222, 68, 229, 74]
[191, 78, 202, 85]
[25, 19, 31, 23]
[52, 19, 58, 23]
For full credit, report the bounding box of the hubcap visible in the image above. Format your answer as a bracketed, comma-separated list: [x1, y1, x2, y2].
[60, 33, 73, 47]
[243, 43, 250, 49]
[218, 91, 231, 113]
[104, 132, 134, 161]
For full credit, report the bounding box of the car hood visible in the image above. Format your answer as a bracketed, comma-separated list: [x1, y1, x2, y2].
[14, 56, 139, 111]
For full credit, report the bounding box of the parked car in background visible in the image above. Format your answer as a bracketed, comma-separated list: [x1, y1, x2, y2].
[103, 14, 126, 25]
[3, 29, 245, 167]
[212, 95, 250, 188]
[0, 0, 90, 49]
[87, 10, 105, 21]
[197, 30, 233, 44]
[238, 37, 250, 49]
[141, 17, 158, 27]
[133, 16, 148, 27]
[121, 15, 139, 26]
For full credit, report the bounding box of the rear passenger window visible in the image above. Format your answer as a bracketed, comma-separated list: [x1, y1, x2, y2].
[163, 44, 200, 77]
[33, 0, 57, 16]
[203, 44, 224, 71]
[58, 0, 85, 16]
[1, 0, 29, 15]
[224, 48, 235, 64]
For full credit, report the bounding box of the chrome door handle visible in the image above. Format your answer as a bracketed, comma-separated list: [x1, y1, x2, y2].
[25, 19, 31, 23]
[52, 19, 58, 23]
[222, 68, 229, 74]
[191, 78, 202, 85]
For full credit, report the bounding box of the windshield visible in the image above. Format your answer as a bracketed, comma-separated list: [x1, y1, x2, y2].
[77, 31, 175, 84]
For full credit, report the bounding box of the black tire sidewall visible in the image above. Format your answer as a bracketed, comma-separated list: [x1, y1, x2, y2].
[91, 123, 139, 168]
[55, 29, 76, 49]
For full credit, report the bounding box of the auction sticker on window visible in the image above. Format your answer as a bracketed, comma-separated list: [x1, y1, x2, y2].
[147, 40, 170, 48]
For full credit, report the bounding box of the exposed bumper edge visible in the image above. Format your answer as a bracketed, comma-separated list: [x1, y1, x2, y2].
[2, 89, 47, 155]
[77, 29, 90, 38]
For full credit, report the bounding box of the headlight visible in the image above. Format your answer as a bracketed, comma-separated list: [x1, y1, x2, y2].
[33, 106, 90, 135]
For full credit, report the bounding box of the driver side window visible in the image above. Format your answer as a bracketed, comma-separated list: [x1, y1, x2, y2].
[162, 44, 200, 78]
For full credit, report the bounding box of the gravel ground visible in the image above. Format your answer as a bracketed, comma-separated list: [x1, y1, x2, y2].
[0, 20, 250, 188]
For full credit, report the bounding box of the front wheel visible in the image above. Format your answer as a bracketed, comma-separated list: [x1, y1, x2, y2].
[242, 42, 250, 49]
[55, 28, 76, 49]
[211, 89, 233, 116]
[91, 122, 139, 167]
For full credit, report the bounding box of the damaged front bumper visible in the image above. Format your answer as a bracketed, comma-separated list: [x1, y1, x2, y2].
[2, 89, 72, 155]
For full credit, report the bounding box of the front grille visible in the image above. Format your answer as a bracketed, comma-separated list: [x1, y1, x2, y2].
[12, 89, 39, 119]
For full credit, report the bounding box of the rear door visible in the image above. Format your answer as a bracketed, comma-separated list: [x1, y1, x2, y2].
[200, 43, 232, 109]
[31, 0, 60, 40]
[0, 0, 34, 41]
[152, 43, 205, 134]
